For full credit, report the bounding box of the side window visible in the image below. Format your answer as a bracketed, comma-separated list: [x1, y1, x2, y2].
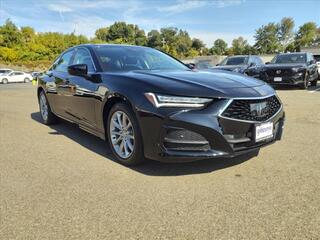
[54, 50, 74, 72]
[72, 48, 95, 72]
[256, 56, 263, 65]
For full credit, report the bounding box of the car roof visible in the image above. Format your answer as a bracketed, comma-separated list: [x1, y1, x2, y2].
[277, 52, 307, 55]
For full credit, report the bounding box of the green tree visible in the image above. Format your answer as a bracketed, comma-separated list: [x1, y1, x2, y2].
[231, 37, 249, 55]
[95, 27, 108, 41]
[295, 22, 318, 48]
[278, 17, 295, 52]
[210, 39, 228, 55]
[0, 19, 22, 47]
[254, 23, 281, 54]
[147, 30, 162, 49]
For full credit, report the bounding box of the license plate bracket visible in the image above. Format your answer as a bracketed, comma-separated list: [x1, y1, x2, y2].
[255, 122, 274, 142]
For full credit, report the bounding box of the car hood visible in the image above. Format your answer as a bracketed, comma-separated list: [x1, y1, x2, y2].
[263, 63, 307, 69]
[115, 70, 274, 99]
[211, 65, 247, 71]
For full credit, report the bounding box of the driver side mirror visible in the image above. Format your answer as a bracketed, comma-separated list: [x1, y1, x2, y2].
[68, 64, 88, 77]
[309, 60, 316, 65]
[185, 63, 196, 70]
[265, 62, 270, 65]
[249, 62, 255, 67]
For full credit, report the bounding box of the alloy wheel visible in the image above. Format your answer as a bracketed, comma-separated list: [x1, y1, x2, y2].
[39, 92, 48, 121]
[109, 111, 135, 159]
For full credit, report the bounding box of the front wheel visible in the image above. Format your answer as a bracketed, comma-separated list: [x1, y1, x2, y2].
[38, 91, 57, 125]
[300, 72, 309, 89]
[24, 77, 30, 83]
[107, 103, 145, 166]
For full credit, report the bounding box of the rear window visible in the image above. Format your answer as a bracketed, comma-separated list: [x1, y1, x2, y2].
[272, 54, 306, 64]
[220, 56, 248, 66]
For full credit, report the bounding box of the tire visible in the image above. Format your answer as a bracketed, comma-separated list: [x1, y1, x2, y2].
[24, 77, 30, 83]
[311, 72, 319, 87]
[38, 90, 58, 125]
[300, 72, 309, 89]
[2, 78, 8, 84]
[107, 103, 145, 166]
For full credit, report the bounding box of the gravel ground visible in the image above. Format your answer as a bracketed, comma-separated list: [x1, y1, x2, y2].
[1, 83, 320, 240]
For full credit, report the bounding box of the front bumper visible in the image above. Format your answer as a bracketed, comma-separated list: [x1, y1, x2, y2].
[137, 98, 285, 162]
[260, 71, 305, 86]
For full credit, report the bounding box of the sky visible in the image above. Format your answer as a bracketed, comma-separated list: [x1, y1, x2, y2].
[0, 0, 319, 47]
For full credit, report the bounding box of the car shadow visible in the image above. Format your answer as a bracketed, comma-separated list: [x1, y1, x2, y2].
[31, 112, 256, 176]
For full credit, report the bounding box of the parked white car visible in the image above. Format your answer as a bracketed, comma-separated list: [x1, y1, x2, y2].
[0, 71, 33, 84]
[0, 69, 13, 76]
[314, 55, 320, 74]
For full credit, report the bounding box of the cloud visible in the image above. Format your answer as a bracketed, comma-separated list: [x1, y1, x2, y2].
[158, 0, 245, 14]
[47, 3, 73, 13]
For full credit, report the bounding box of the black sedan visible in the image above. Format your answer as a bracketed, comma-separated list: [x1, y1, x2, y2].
[37, 44, 284, 165]
[259, 52, 319, 88]
[212, 55, 264, 78]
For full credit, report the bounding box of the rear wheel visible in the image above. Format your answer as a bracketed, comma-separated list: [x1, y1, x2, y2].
[107, 103, 144, 166]
[2, 78, 8, 84]
[38, 91, 57, 125]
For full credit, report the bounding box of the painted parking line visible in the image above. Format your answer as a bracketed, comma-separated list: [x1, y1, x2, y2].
[310, 86, 320, 93]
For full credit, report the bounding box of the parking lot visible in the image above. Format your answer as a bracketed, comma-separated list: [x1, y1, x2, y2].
[0, 83, 320, 239]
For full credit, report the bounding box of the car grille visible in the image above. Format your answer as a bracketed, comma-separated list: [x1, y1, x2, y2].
[221, 95, 281, 122]
[163, 128, 210, 151]
[265, 69, 293, 77]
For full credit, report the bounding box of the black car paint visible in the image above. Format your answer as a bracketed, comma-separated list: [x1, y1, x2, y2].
[258, 53, 319, 86]
[211, 55, 264, 78]
[38, 44, 284, 162]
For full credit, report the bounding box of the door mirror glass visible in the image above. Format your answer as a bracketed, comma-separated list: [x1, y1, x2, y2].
[185, 63, 196, 69]
[265, 62, 270, 65]
[68, 64, 88, 76]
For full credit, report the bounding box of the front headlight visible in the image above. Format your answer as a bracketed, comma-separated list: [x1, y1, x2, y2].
[144, 93, 212, 108]
[292, 67, 304, 72]
[232, 68, 241, 73]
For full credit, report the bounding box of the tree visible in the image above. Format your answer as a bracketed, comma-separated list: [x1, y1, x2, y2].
[0, 19, 22, 47]
[254, 23, 281, 54]
[278, 17, 295, 51]
[210, 39, 228, 55]
[295, 22, 318, 48]
[95, 27, 108, 41]
[191, 38, 205, 52]
[231, 37, 249, 55]
[147, 30, 162, 49]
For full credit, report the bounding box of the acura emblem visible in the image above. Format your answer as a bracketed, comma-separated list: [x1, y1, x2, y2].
[276, 70, 281, 74]
[250, 102, 268, 117]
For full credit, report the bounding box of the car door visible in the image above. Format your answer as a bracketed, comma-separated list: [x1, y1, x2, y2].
[51, 49, 76, 120]
[67, 47, 98, 129]
[16, 72, 25, 82]
[7, 72, 16, 82]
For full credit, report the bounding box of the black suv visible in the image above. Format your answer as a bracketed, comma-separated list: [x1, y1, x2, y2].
[212, 55, 264, 78]
[259, 52, 318, 88]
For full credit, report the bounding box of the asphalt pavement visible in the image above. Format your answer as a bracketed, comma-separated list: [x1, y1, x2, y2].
[1, 83, 320, 239]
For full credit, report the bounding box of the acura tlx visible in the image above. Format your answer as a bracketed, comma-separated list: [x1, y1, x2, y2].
[37, 44, 285, 165]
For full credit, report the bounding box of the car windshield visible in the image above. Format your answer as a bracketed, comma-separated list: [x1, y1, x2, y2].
[0, 70, 11, 75]
[220, 56, 248, 66]
[94, 45, 189, 72]
[272, 54, 306, 64]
